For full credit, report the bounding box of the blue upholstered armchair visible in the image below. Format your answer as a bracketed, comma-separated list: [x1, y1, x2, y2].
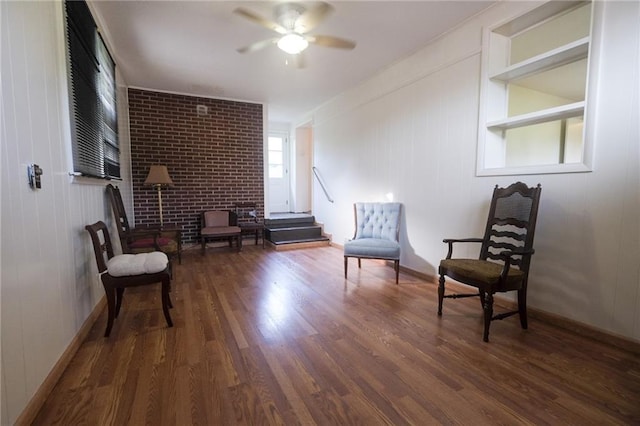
[344, 202, 402, 284]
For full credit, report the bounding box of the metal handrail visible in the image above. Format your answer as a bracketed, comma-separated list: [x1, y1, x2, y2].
[312, 166, 334, 203]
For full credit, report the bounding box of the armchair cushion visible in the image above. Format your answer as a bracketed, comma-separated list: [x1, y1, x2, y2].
[201, 226, 242, 237]
[439, 258, 524, 286]
[344, 238, 400, 259]
[107, 252, 168, 277]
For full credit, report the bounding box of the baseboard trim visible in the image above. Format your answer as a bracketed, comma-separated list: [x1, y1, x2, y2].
[527, 305, 640, 355]
[334, 242, 640, 354]
[15, 297, 106, 426]
[447, 282, 640, 355]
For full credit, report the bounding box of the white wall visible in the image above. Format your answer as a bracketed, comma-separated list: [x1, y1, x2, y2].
[306, 1, 640, 341]
[1, 1, 132, 423]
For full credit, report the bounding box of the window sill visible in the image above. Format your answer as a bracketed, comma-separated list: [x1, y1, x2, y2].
[476, 162, 592, 177]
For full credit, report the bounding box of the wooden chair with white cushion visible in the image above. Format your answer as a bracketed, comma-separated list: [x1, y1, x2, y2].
[85, 221, 173, 337]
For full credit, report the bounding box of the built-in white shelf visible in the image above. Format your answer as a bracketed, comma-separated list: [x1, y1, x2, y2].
[487, 101, 585, 130]
[490, 37, 590, 82]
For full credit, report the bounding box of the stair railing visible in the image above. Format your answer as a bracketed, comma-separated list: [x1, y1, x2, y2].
[312, 166, 334, 203]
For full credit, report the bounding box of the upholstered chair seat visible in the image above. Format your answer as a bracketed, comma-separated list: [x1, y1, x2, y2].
[343, 238, 400, 259]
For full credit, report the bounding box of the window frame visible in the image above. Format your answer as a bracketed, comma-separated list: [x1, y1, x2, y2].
[476, 1, 597, 177]
[64, 0, 120, 180]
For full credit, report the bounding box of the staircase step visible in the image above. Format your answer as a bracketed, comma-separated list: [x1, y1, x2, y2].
[264, 214, 330, 247]
[269, 236, 331, 251]
[266, 225, 324, 243]
[265, 216, 315, 228]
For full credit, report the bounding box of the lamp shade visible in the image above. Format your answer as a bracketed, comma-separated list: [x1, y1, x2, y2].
[144, 165, 174, 186]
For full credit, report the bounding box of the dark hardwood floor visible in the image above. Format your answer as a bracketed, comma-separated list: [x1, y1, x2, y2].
[33, 244, 640, 425]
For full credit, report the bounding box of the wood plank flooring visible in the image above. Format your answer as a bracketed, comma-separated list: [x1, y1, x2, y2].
[33, 245, 640, 425]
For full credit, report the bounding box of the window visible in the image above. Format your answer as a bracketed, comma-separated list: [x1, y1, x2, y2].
[477, 1, 593, 176]
[268, 136, 284, 178]
[65, 0, 119, 179]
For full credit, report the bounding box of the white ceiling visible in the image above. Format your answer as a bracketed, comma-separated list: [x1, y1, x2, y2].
[91, 1, 494, 123]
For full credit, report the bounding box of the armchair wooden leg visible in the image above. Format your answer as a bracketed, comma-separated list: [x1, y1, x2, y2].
[103, 284, 116, 337]
[115, 288, 125, 318]
[344, 257, 348, 279]
[357, 258, 361, 268]
[437, 275, 445, 316]
[518, 288, 528, 329]
[479, 290, 486, 310]
[161, 277, 173, 328]
[483, 292, 494, 342]
[394, 260, 399, 284]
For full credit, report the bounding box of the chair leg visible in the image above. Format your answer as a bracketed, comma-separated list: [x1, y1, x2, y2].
[394, 260, 399, 284]
[161, 276, 173, 328]
[479, 290, 486, 310]
[344, 256, 348, 279]
[115, 288, 125, 318]
[483, 292, 494, 342]
[357, 258, 361, 268]
[103, 283, 116, 337]
[518, 288, 528, 329]
[201, 237, 206, 255]
[437, 275, 445, 316]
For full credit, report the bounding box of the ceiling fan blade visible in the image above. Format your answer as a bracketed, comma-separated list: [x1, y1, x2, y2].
[233, 7, 287, 35]
[295, 2, 333, 34]
[237, 38, 278, 54]
[308, 35, 356, 50]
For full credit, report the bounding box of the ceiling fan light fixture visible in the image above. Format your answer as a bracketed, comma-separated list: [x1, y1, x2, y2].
[277, 33, 308, 54]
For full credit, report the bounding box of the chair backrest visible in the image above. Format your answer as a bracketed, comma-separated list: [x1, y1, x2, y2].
[480, 182, 542, 273]
[353, 202, 401, 242]
[106, 184, 132, 243]
[202, 210, 237, 228]
[85, 221, 115, 274]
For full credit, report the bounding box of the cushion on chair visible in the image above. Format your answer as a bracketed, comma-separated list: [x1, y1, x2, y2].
[107, 252, 168, 277]
[355, 202, 401, 241]
[344, 238, 400, 259]
[439, 258, 524, 286]
[201, 225, 241, 237]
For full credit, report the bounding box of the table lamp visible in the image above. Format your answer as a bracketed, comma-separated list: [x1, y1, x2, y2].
[144, 165, 174, 226]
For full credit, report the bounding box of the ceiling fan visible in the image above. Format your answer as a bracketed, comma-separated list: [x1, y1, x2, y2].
[233, 2, 356, 57]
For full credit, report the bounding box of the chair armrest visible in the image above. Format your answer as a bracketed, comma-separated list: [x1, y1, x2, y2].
[442, 238, 483, 259]
[499, 248, 535, 258]
[497, 248, 535, 280]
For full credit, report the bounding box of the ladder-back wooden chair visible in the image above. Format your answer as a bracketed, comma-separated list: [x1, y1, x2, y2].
[438, 182, 542, 342]
[106, 184, 181, 263]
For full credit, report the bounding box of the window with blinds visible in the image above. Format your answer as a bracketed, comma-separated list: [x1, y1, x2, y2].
[65, 0, 120, 179]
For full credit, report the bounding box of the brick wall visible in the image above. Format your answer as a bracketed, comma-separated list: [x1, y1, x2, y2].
[128, 88, 264, 244]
